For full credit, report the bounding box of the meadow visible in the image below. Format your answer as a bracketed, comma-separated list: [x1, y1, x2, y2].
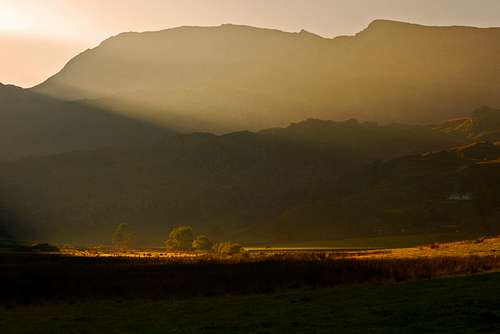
[1, 270, 500, 333]
[1, 236, 499, 333]
[1, 236, 499, 303]
[259, 232, 483, 250]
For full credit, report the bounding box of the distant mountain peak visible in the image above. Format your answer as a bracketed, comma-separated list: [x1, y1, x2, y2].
[298, 29, 323, 39]
[359, 19, 418, 34]
[360, 19, 492, 36]
[368, 19, 418, 28]
[219, 23, 258, 29]
[33, 20, 500, 132]
[95, 23, 297, 49]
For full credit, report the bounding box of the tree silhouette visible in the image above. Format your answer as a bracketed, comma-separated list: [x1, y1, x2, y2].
[112, 223, 133, 249]
[165, 226, 194, 250]
[192, 235, 213, 251]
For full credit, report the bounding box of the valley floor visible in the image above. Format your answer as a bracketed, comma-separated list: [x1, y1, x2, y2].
[62, 234, 500, 260]
[1, 271, 500, 334]
[1, 236, 499, 333]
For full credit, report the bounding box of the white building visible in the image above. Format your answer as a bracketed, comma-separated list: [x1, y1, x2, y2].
[448, 193, 473, 201]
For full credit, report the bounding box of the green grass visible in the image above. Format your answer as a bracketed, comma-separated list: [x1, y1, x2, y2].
[259, 232, 481, 250]
[2, 272, 500, 333]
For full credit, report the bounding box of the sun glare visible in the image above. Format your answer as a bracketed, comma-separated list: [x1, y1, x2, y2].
[0, 9, 31, 32]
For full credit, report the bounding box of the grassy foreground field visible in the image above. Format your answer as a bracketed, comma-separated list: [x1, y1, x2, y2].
[1, 272, 500, 333]
[1, 236, 499, 333]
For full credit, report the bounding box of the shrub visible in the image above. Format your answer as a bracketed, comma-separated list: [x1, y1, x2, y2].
[165, 226, 194, 250]
[192, 235, 213, 251]
[30, 243, 60, 252]
[213, 242, 243, 255]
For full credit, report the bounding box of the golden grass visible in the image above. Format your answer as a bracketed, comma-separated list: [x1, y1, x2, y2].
[2, 236, 499, 303]
[352, 236, 499, 260]
[59, 235, 500, 262]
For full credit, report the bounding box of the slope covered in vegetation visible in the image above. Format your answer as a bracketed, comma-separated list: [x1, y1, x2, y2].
[0, 116, 487, 244]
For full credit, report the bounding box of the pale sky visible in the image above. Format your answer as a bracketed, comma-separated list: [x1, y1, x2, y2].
[1, 0, 500, 88]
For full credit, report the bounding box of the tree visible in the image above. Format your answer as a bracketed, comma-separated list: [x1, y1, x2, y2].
[192, 235, 213, 251]
[165, 226, 194, 250]
[112, 223, 133, 249]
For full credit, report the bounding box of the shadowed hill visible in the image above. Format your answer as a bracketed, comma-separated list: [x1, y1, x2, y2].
[34, 20, 500, 132]
[434, 106, 500, 142]
[0, 118, 467, 244]
[0, 83, 169, 159]
[270, 141, 500, 240]
[260, 118, 464, 160]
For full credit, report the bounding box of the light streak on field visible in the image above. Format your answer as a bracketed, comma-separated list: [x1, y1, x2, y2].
[58, 236, 500, 261]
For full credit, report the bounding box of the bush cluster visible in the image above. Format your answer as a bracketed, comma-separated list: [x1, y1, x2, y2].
[113, 224, 241, 253]
[213, 242, 243, 255]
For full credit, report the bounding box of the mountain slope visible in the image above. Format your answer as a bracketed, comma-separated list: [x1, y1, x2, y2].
[34, 20, 500, 132]
[0, 84, 168, 159]
[434, 106, 500, 142]
[260, 118, 464, 160]
[0, 118, 464, 244]
[269, 141, 500, 240]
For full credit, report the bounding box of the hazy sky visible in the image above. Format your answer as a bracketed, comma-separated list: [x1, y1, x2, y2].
[2, 0, 500, 87]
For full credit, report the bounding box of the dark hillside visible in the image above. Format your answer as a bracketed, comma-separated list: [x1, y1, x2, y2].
[0, 83, 168, 160]
[271, 141, 500, 240]
[0, 118, 463, 244]
[434, 106, 500, 142]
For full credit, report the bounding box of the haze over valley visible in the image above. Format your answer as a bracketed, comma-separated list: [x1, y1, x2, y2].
[32, 20, 500, 132]
[3, 2, 500, 332]
[1, 20, 500, 244]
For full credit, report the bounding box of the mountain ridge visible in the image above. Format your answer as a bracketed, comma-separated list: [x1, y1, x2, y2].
[0, 110, 484, 244]
[434, 106, 500, 142]
[33, 20, 500, 132]
[0, 83, 169, 160]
